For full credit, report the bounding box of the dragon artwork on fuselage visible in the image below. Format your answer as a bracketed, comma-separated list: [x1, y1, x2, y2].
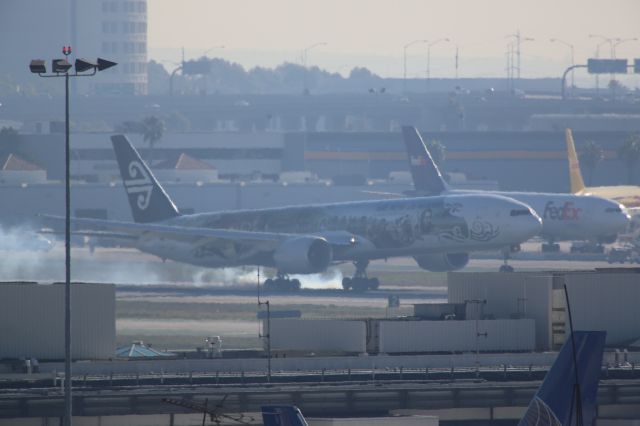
[175, 197, 501, 259]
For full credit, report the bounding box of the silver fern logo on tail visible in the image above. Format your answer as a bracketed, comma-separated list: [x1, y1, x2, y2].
[124, 161, 153, 210]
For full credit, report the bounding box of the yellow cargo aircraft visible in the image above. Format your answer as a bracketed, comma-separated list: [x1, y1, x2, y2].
[566, 128, 640, 208]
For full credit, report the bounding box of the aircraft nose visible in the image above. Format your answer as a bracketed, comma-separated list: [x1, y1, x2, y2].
[525, 211, 543, 239]
[615, 210, 632, 232]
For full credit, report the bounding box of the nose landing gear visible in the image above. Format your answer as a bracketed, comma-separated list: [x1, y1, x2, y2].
[498, 245, 517, 272]
[342, 260, 380, 291]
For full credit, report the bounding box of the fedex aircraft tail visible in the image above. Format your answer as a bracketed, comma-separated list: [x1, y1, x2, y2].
[518, 331, 606, 426]
[401, 126, 448, 195]
[262, 405, 309, 426]
[111, 135, 180, 223]
[565, 128, 587, 194]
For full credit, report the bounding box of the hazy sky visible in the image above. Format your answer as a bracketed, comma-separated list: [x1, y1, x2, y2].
[148, 0, 640, 79]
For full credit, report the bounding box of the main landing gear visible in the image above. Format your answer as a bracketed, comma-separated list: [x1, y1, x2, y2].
[264, 273, 301, 291]
[342, 260, 380, 291]
[499, 245, 518, 273]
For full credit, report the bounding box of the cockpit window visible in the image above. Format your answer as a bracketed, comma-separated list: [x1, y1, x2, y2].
[510, 209, 532, 216]
[605, 207, 623, 213]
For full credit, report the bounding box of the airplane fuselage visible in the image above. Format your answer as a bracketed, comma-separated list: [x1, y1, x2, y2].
[444, 190, 629, 242]
[138, 194, 541, 269]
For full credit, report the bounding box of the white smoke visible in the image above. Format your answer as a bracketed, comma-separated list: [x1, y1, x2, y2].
[0, 225, 63, 282]
[0, 225, 345, 289]
[292, 269, 344, 290]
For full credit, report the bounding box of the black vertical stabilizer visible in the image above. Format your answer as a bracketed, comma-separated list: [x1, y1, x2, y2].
[111, 135, 180, 223]
[401, 126, 448, 195]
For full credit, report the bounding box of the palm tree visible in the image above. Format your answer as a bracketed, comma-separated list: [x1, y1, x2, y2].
[580, 140, 604, 186]
[618, 133, 640, 184]
[426, 139, 446, 169]
[141, 116, 165, 166]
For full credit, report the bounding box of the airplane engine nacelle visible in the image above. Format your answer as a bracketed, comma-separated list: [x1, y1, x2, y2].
[273, 237, 332, 274]
[413, 252, 469, 272]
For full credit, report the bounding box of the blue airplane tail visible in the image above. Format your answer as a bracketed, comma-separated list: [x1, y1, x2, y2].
[262, 405, 309, 426]
[518, 331, 606, 426]
[400, 126, 448, 195]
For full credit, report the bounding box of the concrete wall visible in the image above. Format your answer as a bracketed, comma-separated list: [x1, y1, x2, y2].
[378, 319, 535, 353]
[268, 319, 366, 353]
[0, 283, 115, 360]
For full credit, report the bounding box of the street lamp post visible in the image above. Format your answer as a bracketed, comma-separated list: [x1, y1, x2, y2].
[403, 39, 428, 93]
[29, 49, 116, 426]
[613, 37, 638, 58]
[170, 45, 225, 96]
[302, 42, 327, 67]
[426, 38, 450, 92]
[550, 38, 575, 97]
[302, 42, 327, 94]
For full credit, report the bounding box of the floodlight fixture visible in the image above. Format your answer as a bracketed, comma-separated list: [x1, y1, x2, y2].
[74, 58, 98, 73]
[52, 59, 72, 73]
[97, 57, 117, 71]
[29, 59, 46, 74]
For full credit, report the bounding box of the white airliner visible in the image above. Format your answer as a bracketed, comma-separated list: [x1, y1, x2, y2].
[401, 126, 630, 270]
[64, 135, 541, 290]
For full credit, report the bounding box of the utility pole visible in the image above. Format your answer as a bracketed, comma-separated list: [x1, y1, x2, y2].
[466, 299, 487, 377]
[257, 268, 272, 381]
[507, 30, 534, 88]
[454, 45, 459, 80]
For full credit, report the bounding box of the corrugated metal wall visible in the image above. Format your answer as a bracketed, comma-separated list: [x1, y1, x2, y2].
[0, 283, 115, 360]
[449, 271, 640, 350]
[448, 272, 553, 350]
[267, 319, 366, 353]
[378, 319, 535, 353]
[564, 272, 640, 346]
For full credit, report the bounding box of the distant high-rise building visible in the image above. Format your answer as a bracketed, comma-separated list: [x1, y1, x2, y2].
[0, 0, 148, 95]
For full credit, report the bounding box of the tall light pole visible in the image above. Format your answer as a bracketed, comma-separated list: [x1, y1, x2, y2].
[170, 45, 224, 96]
[426, 38, 449, 91]
[550, 38, 575, 96]
[454, 43, 460, 81]
[302, 42, 327, 94]
[302, 42, 327, 67]
[613, 37, 638, 58]
[29, 49, 116, 426]
[403, 39, 428, 93]
[589, 34, 616, 57]
[590, 38, 612, 93]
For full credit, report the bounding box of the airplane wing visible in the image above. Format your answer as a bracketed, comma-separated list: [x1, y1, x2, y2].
[42, 215, 310, 246]
[41, 215, 370, 254]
